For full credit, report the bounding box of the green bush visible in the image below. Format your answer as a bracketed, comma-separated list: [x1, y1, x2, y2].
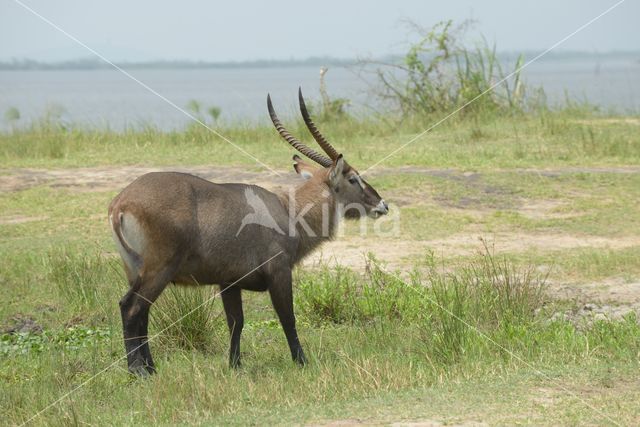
[371, 20, 540, 116]
[4, 107, 20, 122]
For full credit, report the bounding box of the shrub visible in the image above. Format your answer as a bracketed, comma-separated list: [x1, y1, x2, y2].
[4, 107, 20, 122]
[368, 20, 539, 116]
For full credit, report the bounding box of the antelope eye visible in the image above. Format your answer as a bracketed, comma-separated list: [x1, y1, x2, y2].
[348, 176, 358, 185]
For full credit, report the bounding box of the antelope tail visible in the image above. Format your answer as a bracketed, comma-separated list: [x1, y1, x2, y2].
[110, 211, 143, 272]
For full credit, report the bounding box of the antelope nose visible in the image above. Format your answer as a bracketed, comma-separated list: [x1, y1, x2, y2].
[378, 199, 389, 214]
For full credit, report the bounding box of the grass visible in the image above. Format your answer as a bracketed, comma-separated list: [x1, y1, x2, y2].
[151, 286, 223, 352]
[2, 250, 639, 425]
[0, 111, 639, 170]
[1, 108, 640, 425]
[454, 246, 640, 285]
[206, 363, 640, 425]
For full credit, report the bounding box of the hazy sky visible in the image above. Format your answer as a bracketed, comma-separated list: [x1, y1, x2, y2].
[1, 0, 637, 62]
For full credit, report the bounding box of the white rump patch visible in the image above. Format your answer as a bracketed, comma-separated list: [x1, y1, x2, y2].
[110, 212, 146, 273]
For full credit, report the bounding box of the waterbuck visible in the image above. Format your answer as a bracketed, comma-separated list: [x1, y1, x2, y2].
[109, 89, 388, 375]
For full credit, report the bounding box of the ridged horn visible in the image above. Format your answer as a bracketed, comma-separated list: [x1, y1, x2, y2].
[298, 87, 340, 160]
[267, 94, 332, 167]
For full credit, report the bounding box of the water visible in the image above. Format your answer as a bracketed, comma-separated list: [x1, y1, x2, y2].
[0, 54, 638, 131]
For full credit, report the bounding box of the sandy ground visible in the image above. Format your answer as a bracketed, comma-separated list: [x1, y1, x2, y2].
[2, 165, 640, 194]
[2, 164, 639, 307]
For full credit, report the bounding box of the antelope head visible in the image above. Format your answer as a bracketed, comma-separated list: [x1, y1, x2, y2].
[267, 89, 389, 219]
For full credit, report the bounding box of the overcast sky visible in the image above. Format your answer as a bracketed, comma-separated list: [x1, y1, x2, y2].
[1, 0, 637, 62]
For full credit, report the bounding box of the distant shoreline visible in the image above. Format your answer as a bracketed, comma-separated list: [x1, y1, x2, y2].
[0, 57, 356, 71]
[1, 51, 638, 71]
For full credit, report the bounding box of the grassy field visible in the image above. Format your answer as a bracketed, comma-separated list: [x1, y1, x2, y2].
[1, 110, 640, 425]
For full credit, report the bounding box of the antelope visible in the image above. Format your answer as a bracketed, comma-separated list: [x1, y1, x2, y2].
[109, 89, 388, 376]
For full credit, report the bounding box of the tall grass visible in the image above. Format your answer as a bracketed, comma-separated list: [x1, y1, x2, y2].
[42, 242, 546, 365]
[1, 106, 637, 170]
[296, 247, 548, 365]
[43, 242, 634, 373]
[32, 245, 638, 369]
[46, 250, 124, 317]
[45, 249, 225, 351]
[4, 245, 640, 425]
[150, 285, 224, 352]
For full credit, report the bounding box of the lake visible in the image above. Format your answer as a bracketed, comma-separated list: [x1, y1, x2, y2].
[1, 53, 639, 131]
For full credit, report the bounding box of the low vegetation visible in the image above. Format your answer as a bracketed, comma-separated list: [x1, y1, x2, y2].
[2, 245, 640, 425]
[2, 109, 639, 424]
[1, 109, 639, 170]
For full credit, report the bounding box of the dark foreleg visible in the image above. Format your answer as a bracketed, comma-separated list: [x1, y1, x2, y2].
[267, 269, 306, 365]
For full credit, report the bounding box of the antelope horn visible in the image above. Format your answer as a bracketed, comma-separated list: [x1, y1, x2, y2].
[267, 94, 332, 167]
[298, 87, 340, 161]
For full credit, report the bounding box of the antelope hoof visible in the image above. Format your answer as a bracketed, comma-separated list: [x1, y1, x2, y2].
[294, 350, 307, 366]
[229, 357, 242, 369]
[128, 359, 155, 377]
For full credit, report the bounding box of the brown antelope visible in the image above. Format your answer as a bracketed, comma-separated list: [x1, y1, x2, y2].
[109, 89, 388, 375]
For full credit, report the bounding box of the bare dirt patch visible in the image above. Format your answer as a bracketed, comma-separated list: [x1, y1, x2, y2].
[308, 419, 366, 426]
[519, 166, 640, 176]
[553, 278, 640, 306]
[2, 165, 640, 194]
[303, 232, 640, 271]
[0, 165, 293, 193]
[1, 314, 43, 334]
[303, 232, 640, 306]
[516, 200, 577, 220]
[310, 418, 482, 427]
[455, 232, 640, 306]
[375, 165, 640, 177]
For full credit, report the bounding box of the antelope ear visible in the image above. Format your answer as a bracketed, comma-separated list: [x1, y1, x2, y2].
[292, 155, 317, 180]
[329, 154, 345, 187]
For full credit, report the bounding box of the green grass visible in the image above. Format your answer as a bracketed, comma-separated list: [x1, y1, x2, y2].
[1, 112, 639, 170]
[3, 250, 640, 425]
[2, 110, 640, 425]
[506, 246, 640, 284]
[205, 362, 640, 425]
